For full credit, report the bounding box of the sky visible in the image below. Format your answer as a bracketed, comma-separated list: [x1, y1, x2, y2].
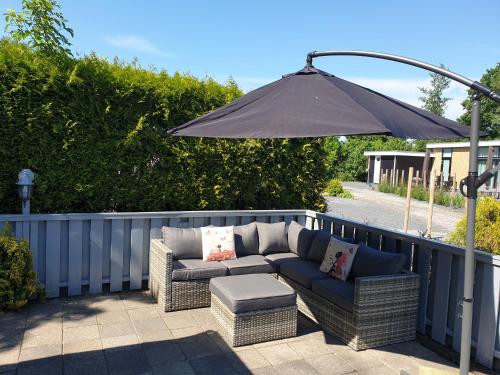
[2, 0, 499, 120]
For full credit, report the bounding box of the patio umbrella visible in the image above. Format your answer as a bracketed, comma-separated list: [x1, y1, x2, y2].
[169, 65, 470, 139]
[169, 51, 500, 375]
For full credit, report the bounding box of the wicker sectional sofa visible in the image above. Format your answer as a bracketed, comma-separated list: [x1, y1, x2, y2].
[149, 221, 420, 350]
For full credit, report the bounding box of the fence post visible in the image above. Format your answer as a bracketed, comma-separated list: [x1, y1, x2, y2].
[395, 169, 399, 186]
[416, 170, 420, 186]
[426, 170, 436, 238]
[403, 167, 414, 233]
[401, 169, 405, 185]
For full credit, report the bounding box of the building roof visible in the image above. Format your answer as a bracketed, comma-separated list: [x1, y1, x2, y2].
[363, 151, 434, 157]
[426, 140, 500, 149]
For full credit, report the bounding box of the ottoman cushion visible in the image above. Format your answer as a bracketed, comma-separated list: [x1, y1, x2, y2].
[172, 259, 227, 281]
[209, 274, 296, 313]
[222, 255, 275, 275]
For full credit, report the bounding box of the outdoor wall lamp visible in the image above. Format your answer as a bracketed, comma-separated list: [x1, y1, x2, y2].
[17, 168, 34, 215]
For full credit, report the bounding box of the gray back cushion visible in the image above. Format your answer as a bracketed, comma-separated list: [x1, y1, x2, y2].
[350, 243, 407, 278]
[307, 231, 353, 264]
[256, 222, 289, 255]
[161, 226, 202, 260]
[287, 221, 317, 259]
[234, 222, 259, 256]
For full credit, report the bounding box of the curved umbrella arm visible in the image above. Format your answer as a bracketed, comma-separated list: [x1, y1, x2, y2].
[306, 50, 500, 103]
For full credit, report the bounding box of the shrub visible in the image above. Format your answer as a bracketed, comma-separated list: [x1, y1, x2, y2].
[325, 179, 353, 199]
[377, 183, 464, 208]
[0, 40, 327, 213]
[448, 197, 500, 254]
[0, 224, 38, 310]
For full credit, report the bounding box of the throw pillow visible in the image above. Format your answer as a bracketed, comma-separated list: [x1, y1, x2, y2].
[287, 221, 317, 259]
[349, 243, 407, 278]
[319, 237, 359, 282]
[234, 222, 259, 256]
[161, 226, 203, 260]
[256, 222, 289, 255]
[201, 226, 237, 261]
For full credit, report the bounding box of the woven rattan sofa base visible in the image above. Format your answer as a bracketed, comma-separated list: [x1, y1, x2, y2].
[278, 273, 419, 351]
[211, 294, 297, 347]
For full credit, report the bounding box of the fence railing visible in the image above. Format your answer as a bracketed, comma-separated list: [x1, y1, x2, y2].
[0, 209, 498, 370]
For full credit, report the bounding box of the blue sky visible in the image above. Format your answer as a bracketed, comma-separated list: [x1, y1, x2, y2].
[2, 0, 499, 120]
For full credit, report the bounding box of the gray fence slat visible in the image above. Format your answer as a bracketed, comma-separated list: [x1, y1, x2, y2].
[256, 216, 267, 223]
[431, 251, 453, 344]
[225, 216, 237, 226]
[452, 256, 465, 353]
[209, 216, 223, 226]
[193, 217, 206, 227]
[150, 218, 162, 240]
[130, 219, 144, 290]
[333, 222, 342, 236]
[15, 222, 23, 240]
[283, 215, 293, 224]
[110, 219, 125, 292]
[29, 222, 39, 274]
[241, 216, 253, 225]
[68, 220, 83, 296]
[168, 218, 180, 227]
[416, 245, 432, 334]
[343, 225, 354, 239]
[89, 220, 104, 294]
[297, 215, 306, 226]
[475, 264, 500, 368]
[45, 221, 61, 298]
[22, 221, 30, 241]
[270, 216, 281, 223]
[356, 229, 368, 244]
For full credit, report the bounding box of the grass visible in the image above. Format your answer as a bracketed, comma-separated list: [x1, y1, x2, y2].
[377, 182, 464, 208]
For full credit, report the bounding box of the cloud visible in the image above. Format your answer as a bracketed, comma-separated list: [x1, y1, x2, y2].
[103, 35, 170, 57]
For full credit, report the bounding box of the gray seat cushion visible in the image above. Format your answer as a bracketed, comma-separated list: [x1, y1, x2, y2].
[280, 260, 329, 289]
[287, 221, 317, 259]
[264, 253, 300, 271]
[234, 222, 259, 256]
[222, 255, 275, 275]
[162, 226, 202, 260]
[209, 274, 296, 313]
[256, 222, 289, 255]
[311, 278, 355, 313]
[172, 259, 227, 281]
[307, 231, 353, 264]
[350, 243, 407, 279]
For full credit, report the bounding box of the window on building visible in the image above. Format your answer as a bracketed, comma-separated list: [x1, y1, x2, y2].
[441, 148, 452, 183]
[478, 146, 500, 190]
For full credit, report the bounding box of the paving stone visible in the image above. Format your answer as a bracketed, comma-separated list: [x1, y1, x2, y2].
[19, 343, 62, 361]
[97, 311, 131, 325]
[162, 312, 199, 330]
[179, 335, 222, 359]
[17, 357, 62, 375]
[127, 307, 160, 321]
[188, 353, 239, 374]
[273, 360, 320, 374]
[243, 367, 279, 375]
[225, 348, 271, 371]
[336, 348, 384, 371]
[355, 365, 398, 374]
[99, 322, 136, 338]
[0, 345, 20, 371]
[62, 310, 97, 328]
[63, 339, 102, 354]
[255, 343, 303, 366]
[287, 338, 335, 358]
[21, 331, 62, 349]
[137, 329, 173, 344]
[133, 318, 168, 334]
[120, 292, 154, 309]
[63, 351, 108, 375]
[0, 331, 24, 349]
[170, 326, 204, 339]
[151, 360, 195, 375]
[104, 347, 149, 374]
[63, 325, 100, 344]
[101, 334, 140, 350]
[143, 342, 185, 366]
[305, 353, 355, 375]
[89, 296, 126, 312]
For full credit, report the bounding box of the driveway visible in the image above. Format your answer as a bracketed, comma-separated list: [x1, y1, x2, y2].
[325, 182, 465, 239]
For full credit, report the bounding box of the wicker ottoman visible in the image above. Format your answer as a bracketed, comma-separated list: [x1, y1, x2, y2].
[209, 274, 297, 347]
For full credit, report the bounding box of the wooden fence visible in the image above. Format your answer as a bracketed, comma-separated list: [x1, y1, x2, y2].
[0, 209, 498, 370]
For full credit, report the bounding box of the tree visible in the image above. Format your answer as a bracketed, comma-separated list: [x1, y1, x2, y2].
[418, 64, 451, 117]
[458, 63, 500, 138]
[4, 0, 73, 55]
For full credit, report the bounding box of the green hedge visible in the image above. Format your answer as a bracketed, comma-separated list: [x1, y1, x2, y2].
[0, 40, 327, 213]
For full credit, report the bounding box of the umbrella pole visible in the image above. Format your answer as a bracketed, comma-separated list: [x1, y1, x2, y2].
[459, 94, 481, 375]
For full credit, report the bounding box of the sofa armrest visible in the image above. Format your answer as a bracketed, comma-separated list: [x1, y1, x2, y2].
[353, 271, 420, 318]
[149, 239, 174, 310]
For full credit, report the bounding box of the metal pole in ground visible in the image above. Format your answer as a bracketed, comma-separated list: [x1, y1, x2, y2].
[403, 167, 414, 233]
[459, 94, 481, 375]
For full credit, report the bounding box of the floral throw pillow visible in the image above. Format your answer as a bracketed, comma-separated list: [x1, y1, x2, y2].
[201, 226, 237, 261]
[319, 237, 359, 281]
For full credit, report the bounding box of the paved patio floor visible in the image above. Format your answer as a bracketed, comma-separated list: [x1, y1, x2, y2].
[0, 291, 464, 375]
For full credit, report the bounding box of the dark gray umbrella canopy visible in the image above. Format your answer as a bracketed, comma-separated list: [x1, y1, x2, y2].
[169, 66, 470, 139]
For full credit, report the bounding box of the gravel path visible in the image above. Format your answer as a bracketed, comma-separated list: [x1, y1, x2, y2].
[325, 182, 465, 239]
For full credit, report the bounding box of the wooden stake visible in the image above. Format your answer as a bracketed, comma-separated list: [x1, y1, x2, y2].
[395, 169, 399, 186]
[403, 167, 414, 233]
[401, 169, 405, 185]
[416, 170, 420, 186]
[426, 170, 436, 238]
